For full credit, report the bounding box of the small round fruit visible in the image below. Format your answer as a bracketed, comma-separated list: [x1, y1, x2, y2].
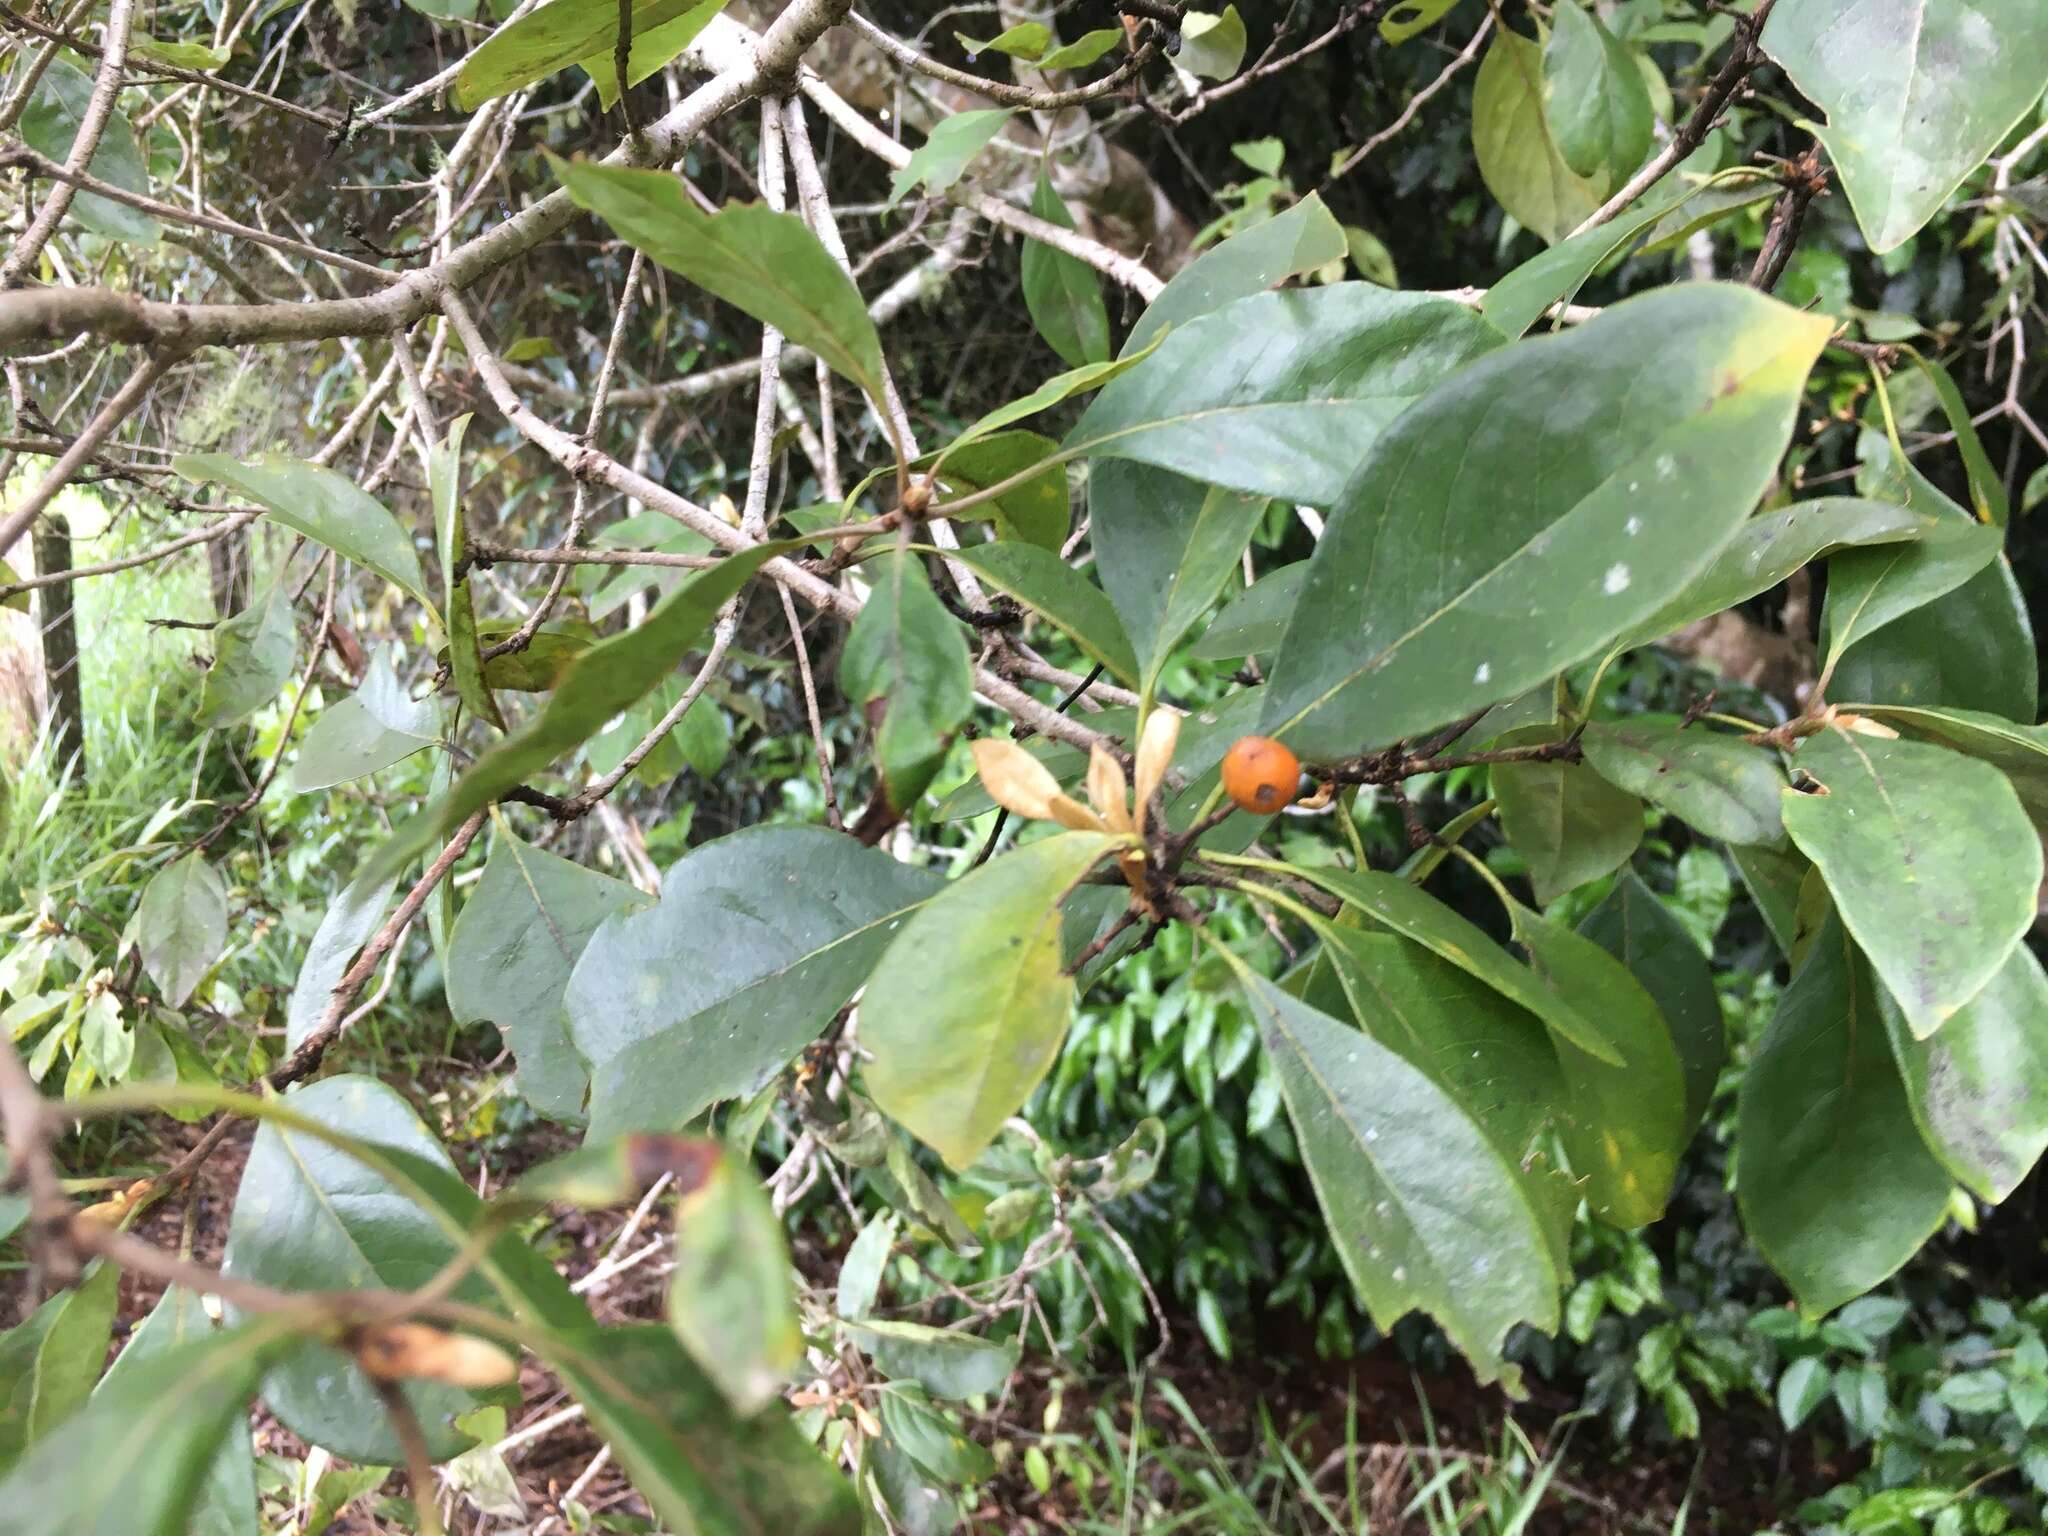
[1221, 736, 1300, 814]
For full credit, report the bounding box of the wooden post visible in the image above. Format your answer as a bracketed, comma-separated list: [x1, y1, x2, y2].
[33, 515, 85, 788]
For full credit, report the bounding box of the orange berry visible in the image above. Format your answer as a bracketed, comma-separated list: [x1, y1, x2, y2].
[1221, 736, 1300, 814]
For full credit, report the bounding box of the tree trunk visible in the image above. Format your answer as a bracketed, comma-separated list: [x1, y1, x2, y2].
[33, 515, 85, 788]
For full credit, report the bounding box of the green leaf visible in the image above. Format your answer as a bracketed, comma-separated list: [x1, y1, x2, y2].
[1578, 872, 1727, 1131]
[1760, 0, 2048, 252]
[135, 852, 227, 1008]
[940, 540, 1139, 685]
[196, 577, 296, 730]
[175, 456, 429, 611]
[541, 1324, 861, 1533]
[284, 866, 399, 1049]
[578, 0, 729, 109]
[1783, 728, 2039, 1039]
[1492, 729, 1644, 905]
[1189, 561, 1305, 661]
[571, 827, 943, 1140]
[1507, 900, 1688, 1227]
[667, 1154, 801, 1414]
[551, 159, 887, 408]
[875, 1136, 981, 1254]
[864, 832, 1116, 1169]
[955, 22, 1050, 59]
[290, 646, 439, 792]
[1778, 1357, 1831, 1430]
[456, 0, 724, 106]
[1484, 166, 1777, 339]
[94, 1290, 259, 1536]
[0, 1317, 294, 1536]
[836, 1214, 896, 1321]
[1906, 350, 2008, 526]
[1581, 717, 1787, 846]
[130, 38, 234, 68]
[844, 1320, 1018, 1400]
[1830, 551, 2037, 722]
[1622, 497, 1924, 647]
[1820, 518, 2003, 671]
[839, 550, 973, 813]
[1292, 865, 1625, 1067]
[0, 1261, 118, 1476]
[1854, 705, 2048, 828]
[1381, 0, 1466, 45]
[447, 831, 650, 1122]
[1262, 284, 1833, 758]
[886, 109, 1015, 209]
[913, 431, 1069, 550]
[1066, 285, 1500, 506]
[1544, 1, 1653, 181]
[477, 620, 596, 691]
[369, 540, 796, 883]
[223, 1077, 504, 1463]
[1473, 26, 1611, 244]
[1737, 918, 1953, 1314]
[1881, 939, 2048, 1204]
[1125, 193, 1346, 355]
[1022, 172, 1112, 368]
[943, 336, 1164, 451]
[878, 1389, 994, 1484]
[20, 56, 159, 247]
[1037, 28, 1122, 71]
[1230, 962, 1558, 1390]
[1091, 461, 1266, 691]
[1731, 841, 1809, 958]
[1177, 6, 1247, 79]
[429, 414, 504, 731]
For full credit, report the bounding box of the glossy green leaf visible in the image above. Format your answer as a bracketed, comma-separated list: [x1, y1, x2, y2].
[1737, 918, 1953, 1313]
[572, 827, 943, 1140]
[551, 159, 887, 407]
[943, 337, 1163, 452]
[284, 866, 398, 1048]
[20, 57, 159, 247]
[1492, 730, 1644, 904]
[0, 1317, 294, 1536]
[1881, 941, 2048, 1204]
[1037, 28, 1121, 70]
[448, 830, 650, 1122]
[1067, 285, 1500, 506]
[542, 1324, 862, 1534]
[1783, 728, 2039, 1039]
[1544, 1, 1653, 180]
[1262, 284, 1833, 759]
[196, 579, 295, 729]
[878, 1389, 994, 1484]
[941, 540, 1138, 685]
[1022, 172, 1112, 369]
[1578, 872, 1726, 1130]
[886, 109, 1015, 209]
[839, 550, 973, 813]
[1820, 518, 2003, 671]
[1125, 193, 1345, 355]
[1856, 705, 2048, 828]
[667, 1154, 801, 1414]
[1906, 349, 2008, 526]
[1760, 0, 2048, 253]
[429, 414, 503, 730]
[291, 646, 439, 792]
[1189, 561, 1305, 661]
[912, 431, 1069, 551]
[1581, 717, 1787, 846]
[1731, 841, 1809, 959]
[875, 1135, 981, 1253]
[579, 0, 729, 109]
[1177, 6, 1247, 79]
[1508, 901, 1688, 1227]
[223, 1076, 503, 1463]
[836, 1213, 896, 1321]
[93, 1290, 259, 1536]
[457, 0, 724, 106]
[1473, 26, 1611, 244]
[870, 1435, 959, 1535]
[1381, 0, 1466, 44]
[0, 1261, 117, 1476]
[1091, 460, 1266, 690]
[1830, 551, 2036, 721]
[135, 852, 227, 1008]
[844, 1320, 1018, 1400]
[1623, 497, 1924, 647]
[1231, 963, 1557, 1390]
[370, 540, 795, 882]
[955, 22, 1050, 59]
[864, 832, 1116, 1169]
[175, 455, 428, 610]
